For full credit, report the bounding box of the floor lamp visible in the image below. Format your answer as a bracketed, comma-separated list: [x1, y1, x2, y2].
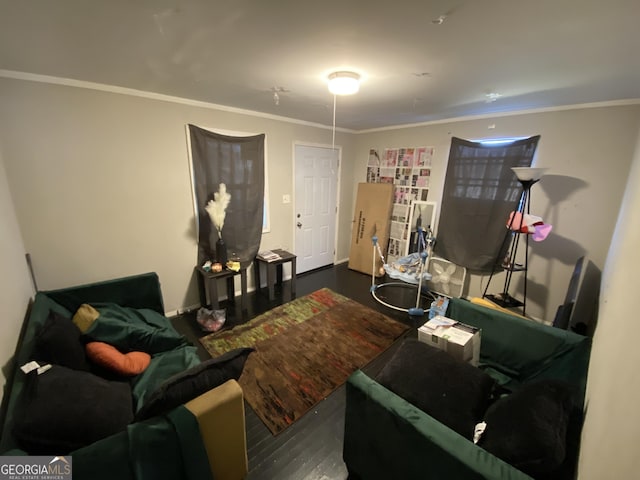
[483, 167, 548, 315]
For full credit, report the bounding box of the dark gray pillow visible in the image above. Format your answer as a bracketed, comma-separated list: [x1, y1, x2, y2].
[479, 379, 576, 477]
[32, 310, 90, 371]
[376, 338, 495, 439]
[135, 347, 254, 421]
[13, 365, 133, 454]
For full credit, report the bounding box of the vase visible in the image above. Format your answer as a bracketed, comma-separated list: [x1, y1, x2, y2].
[216, 237, 228, 266]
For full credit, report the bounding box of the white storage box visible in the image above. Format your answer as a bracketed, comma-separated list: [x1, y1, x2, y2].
[418, 315, 481, 366]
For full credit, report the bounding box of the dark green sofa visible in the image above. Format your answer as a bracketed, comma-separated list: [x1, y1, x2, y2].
[0, 272, 248, 480]
[343, 297, 591, 480]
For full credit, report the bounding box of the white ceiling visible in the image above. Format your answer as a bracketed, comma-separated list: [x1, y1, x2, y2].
[1, 0, 639, 131]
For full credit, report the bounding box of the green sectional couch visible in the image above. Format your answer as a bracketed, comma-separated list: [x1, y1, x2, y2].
[0, 272, 248, 480]
[343, 297, 591, 480]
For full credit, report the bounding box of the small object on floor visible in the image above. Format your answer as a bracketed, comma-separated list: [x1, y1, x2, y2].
[196, 307, 226, 332]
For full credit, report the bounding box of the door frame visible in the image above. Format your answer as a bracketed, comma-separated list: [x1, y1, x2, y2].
[292, 141, 342, 271]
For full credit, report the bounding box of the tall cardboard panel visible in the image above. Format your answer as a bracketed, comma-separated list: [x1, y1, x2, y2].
[348, 183, 394, 276]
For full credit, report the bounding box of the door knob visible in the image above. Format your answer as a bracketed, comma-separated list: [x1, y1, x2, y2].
[297, 222, 302, 228]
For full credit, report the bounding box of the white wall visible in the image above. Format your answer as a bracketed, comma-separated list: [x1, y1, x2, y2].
[3, 75, 640, 474]
[354, 105, 640, 321]
[2, 75, 637, 322]
[0, 77, 356, 313]
[577, 124, 640, 478]
[0, 146, 34, 403]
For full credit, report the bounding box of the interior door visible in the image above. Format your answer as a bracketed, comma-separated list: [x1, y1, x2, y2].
[294, 144, 338, 274]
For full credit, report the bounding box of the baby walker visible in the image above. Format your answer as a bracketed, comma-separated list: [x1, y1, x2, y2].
[370, 227, 435, 316]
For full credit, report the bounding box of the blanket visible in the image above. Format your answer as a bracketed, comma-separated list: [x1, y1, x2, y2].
[84, 303, 201, 411]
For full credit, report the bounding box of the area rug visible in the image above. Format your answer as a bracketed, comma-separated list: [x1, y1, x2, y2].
[199, 288, 409, 435]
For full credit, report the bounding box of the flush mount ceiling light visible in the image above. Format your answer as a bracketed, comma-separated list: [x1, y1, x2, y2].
[327, 71, 361, 95]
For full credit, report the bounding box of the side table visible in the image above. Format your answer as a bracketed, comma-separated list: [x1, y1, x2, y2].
[195, 264, 248, 310]
[254, 250, 297, 301]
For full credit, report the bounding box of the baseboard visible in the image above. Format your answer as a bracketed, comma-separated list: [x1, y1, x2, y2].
[166, 302, 201, 318]
[167, 283, 263, 318]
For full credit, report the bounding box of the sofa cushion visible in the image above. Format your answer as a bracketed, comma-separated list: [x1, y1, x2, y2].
[86, 341, 151, 376]
[135, 347, 254, 421]
[12, 365, 133, 454]
[32, 310, 90, 371]
[72, 303, 100, 333]
[376, 338, 495, 439]
[478, 379, 576, 476]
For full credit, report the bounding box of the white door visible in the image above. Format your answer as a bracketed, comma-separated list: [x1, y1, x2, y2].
[294, 144, 338, 273]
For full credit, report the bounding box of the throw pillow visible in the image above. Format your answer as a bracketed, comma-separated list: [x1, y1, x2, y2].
[72, 303, 100, 333]
[478, 379, 576, 477]
[86, 341, 151, 376]
[12, 365, 133, 454]
[32, 310, 90, 371]
[375, 338, 495, 439]
[135, 347, 254, 421]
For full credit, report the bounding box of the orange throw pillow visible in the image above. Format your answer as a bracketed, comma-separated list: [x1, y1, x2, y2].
[86, 341, 151, 376]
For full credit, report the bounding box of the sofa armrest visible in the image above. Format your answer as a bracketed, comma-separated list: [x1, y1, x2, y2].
[447, 298, 591, 397]
[343, 370, 532, 480]
[185, 379, 248, 480]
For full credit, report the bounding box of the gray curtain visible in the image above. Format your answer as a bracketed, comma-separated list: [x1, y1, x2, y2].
[189, 125, 265, 266]
[434, 136, 540, 272]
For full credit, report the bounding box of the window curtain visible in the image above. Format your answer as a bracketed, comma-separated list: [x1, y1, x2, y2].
[189, 125, 265, 266]
[434, 136, 540, 272]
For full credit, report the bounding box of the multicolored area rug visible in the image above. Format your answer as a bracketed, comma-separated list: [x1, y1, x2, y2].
[200, 288, 409, 435]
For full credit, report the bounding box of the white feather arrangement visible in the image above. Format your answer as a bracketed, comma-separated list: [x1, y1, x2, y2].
[205, 183, 231, 236]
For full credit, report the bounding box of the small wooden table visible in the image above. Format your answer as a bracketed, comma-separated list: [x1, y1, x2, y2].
[196, 264, 249, 310]
[254, 250, 297, 300]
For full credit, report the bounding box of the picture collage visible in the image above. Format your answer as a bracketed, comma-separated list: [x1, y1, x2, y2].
[367, 146, 435, 263]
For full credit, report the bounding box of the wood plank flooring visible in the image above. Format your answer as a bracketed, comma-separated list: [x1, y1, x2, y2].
[171, 263, 423, 480]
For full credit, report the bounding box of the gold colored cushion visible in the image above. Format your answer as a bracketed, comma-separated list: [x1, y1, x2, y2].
[470, 297, 528, 320]
[72, 303, 100, 333]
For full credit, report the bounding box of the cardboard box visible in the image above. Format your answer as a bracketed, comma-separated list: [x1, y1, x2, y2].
[348, 183, 394, 276]
[418, 315, 481, 366]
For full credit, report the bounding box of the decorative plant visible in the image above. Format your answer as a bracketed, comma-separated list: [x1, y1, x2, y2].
[205, 183, 231, 237]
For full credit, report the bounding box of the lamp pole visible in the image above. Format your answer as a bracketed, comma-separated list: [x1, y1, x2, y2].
[483, 168, 546, 316]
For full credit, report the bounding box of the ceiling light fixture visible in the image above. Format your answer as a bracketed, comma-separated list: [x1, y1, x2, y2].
[327, 71, 360, 95]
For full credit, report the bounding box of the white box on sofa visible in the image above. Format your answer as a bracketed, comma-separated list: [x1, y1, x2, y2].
[418, 315, 481, 366]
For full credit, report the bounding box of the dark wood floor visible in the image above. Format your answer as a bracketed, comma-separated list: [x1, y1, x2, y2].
[172, 263, 426, 480]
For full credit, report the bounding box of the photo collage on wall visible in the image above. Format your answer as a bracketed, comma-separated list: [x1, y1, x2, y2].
[367, 146, 435, 264]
